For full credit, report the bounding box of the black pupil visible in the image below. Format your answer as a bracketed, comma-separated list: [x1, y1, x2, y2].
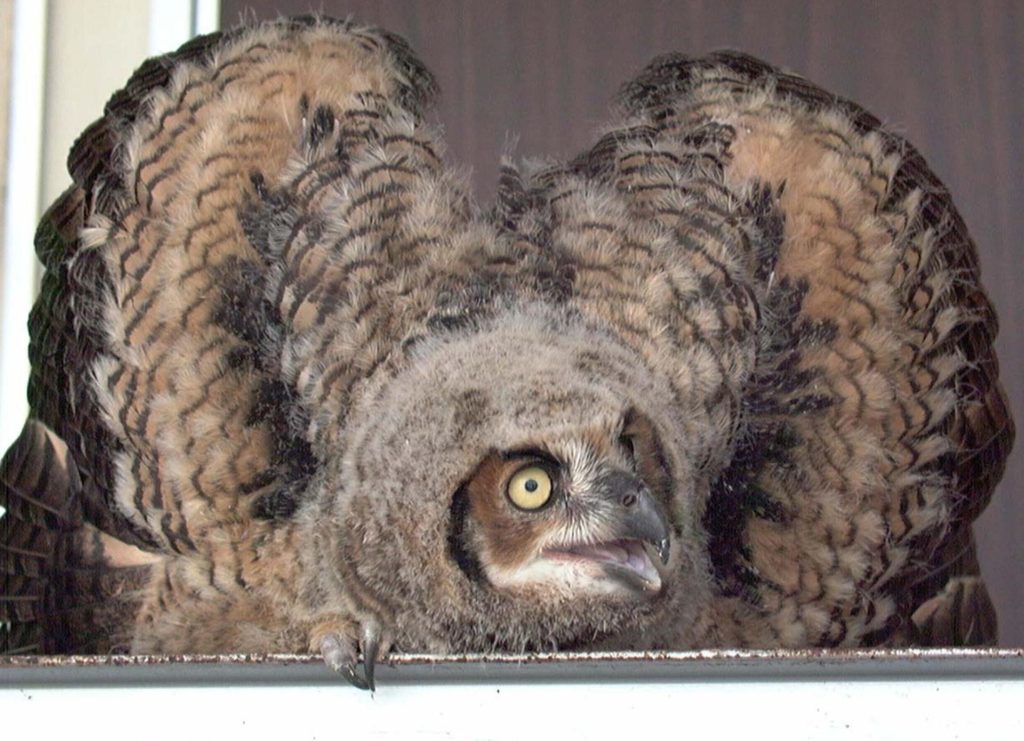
[524, 479, 539, 492]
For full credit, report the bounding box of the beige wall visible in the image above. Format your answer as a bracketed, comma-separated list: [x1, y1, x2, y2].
[41, 0, 151, 206]
[0, 0, 12, 297]
[0, 1, 152, 450]
[0, 1, 207, 449]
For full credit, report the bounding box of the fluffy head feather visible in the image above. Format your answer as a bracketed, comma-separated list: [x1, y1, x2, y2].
[306, 307, 717, 652]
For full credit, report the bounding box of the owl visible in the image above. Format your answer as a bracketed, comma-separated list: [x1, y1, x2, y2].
[0, 17, 1013, 690]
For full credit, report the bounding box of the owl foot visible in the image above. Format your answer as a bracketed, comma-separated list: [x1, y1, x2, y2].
[318, 621, 386, 691]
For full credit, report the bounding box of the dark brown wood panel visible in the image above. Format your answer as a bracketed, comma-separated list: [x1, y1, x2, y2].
[224, 0, 1024, 645]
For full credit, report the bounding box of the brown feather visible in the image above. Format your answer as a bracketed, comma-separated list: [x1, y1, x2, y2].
[1, 20, 1011, 660]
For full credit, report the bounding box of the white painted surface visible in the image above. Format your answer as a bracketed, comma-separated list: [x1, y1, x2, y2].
[1, 678, 1021, 740]
[193, 0, 222, 36]
[0, 0, 46, 452]
[40, 0, 151, 217]
[148, 0, 193, 56]
[0, 0, 220, 454]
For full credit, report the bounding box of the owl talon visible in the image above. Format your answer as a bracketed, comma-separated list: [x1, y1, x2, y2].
[361, 621, 383, 692]
[320, 632, 371, 691]
[343, 664, 372, 691]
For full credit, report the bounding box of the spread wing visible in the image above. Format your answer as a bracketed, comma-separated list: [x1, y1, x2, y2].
[2, 17, 446, 652]
[1, 421, 157, 652]
[610, 52, 1013, 646]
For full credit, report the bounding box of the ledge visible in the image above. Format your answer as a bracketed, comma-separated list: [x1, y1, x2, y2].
[3, 649, 1023, 739]
[3, 647, 1024, 685]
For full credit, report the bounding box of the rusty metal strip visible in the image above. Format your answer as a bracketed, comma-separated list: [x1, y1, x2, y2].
[2, 648, 1023, 686]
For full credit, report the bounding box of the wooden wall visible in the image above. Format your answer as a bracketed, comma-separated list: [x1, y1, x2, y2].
[223, 0, 1024, 645]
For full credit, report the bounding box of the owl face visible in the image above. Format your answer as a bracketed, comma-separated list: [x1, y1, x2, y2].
[318, 306, 717, 651]
[460, 412, 672, 601]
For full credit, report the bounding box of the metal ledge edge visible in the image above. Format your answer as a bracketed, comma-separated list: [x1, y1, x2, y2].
[2, 648, 1023, 686]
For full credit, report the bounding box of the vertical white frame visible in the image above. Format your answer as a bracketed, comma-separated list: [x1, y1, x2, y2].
[0, 0, 221, 456]
[192, 0, 222, 36]
[0, 0, 47, 452]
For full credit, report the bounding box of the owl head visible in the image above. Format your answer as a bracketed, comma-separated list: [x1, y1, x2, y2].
[306, 303, 719, 653]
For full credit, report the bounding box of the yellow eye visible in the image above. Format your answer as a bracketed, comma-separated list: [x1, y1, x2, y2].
[507, 466, 553, 510]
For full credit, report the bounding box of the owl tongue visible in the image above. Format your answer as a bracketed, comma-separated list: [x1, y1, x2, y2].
[553, 539, 662, 591]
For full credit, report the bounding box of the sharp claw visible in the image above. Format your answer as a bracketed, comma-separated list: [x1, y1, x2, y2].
[342, 664, 371, 691]
[320, 632, 371, 691]
[361, 621, 382, 692]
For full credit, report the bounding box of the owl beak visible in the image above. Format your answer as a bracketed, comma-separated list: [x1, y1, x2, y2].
[541, 469, 672, 594]
[601, 469, 671, 565]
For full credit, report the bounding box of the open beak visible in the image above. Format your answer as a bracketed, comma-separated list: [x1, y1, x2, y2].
[600, 469, 672, 565]
[543, 468, 673, 594]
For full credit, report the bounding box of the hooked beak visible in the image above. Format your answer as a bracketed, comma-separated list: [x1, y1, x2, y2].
[539, 467, 673, 595]
[600, 469, 672, 565]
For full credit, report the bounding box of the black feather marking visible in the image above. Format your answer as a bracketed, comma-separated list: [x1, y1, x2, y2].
[245, 379, 317, 522]
[213, 257, 277, 354]
[446, 487, 486, 584]
[704, 268, 837, 600]
[307, 105, 336, 149]
[251, 484, 301, 520]
[240, 170, 297, 259]
[747, 181, 787, 282]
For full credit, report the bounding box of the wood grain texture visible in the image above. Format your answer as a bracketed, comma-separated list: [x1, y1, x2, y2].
[223, 0, 1023, 645]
